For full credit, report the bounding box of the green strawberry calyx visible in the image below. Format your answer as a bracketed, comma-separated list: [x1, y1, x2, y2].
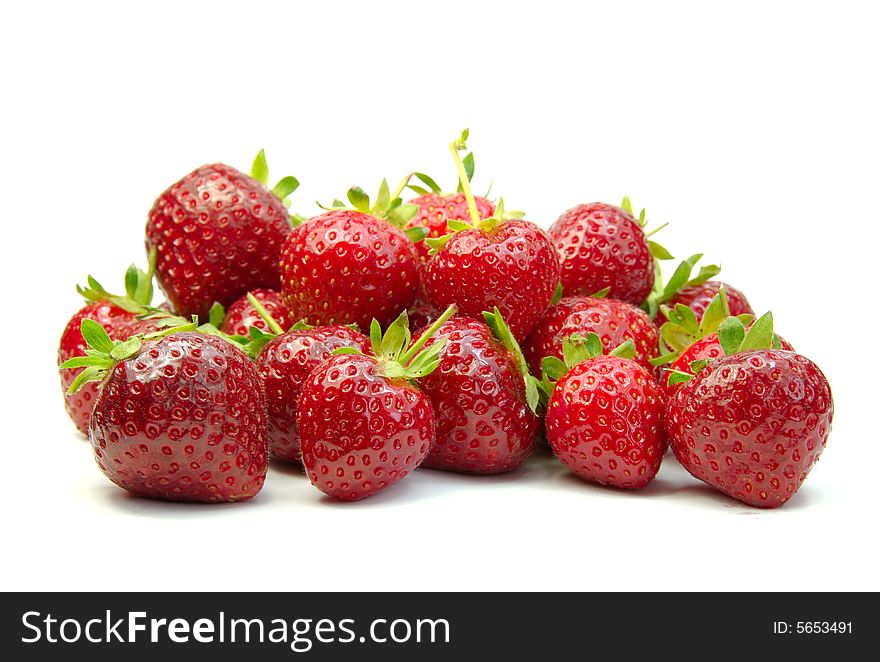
[249, 148, 305, 227]
[61, 317, 199, 394]
[483, 307, 541, 414]
[333, 305, 457, 382]
[76, 248, 158, 315]
[317, 176, 426, 241]
[643, 253, 722, 318]
[665, 310, 786, 385]
[620, 196, 674, 264]
[407, 143, 482, 197]
[424, 129, 525, 253]
[539, 332, 636, 403]
[651, 288, 754, 366]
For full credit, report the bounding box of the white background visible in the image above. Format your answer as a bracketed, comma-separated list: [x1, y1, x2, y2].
[1, 1, 878, 592]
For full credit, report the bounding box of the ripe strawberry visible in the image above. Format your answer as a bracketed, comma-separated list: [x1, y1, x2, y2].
[523, 294, 659, 375]
[145, 150, 299, 320]
[59, 257, 158, 434]
[423, 130, 560, 341]
[279, 181, 422, 330]
[542, 333, 667, 489]
[643, 252, 752, 323]
[407, 295, 440, 331]
[548, 197, 671, 304]
[64, 323, 268, 502]
[665, 313, 832, 508]
[414, 309, 541, 474]
[253, 312, 371, 463]
[298, 306, 456, 501]
[215, 288, 294, 337]
[405, 160, 495, 262]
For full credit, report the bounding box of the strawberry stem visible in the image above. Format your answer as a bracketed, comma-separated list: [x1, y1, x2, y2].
[400, 305, 456, 365]
[449, 134, 481, 227]
[246, 293, 285, 335]
[390, 173, 413, 201]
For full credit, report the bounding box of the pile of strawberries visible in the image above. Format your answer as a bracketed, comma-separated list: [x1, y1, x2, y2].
[58, 131, 833, 508]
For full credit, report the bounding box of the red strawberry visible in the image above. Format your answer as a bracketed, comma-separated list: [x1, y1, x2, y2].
[279, 207, 420, 330]
[407, 295, 441, 331]
[64, 323, 268, 502]
[548, 197, 671, 304]
[643, 253, 752, 324]
[257, 324, 370, 464]
[542, 333, 667, 489]
[423, 130, 559, 342]
[58, 257, 159, 434]
[665, 313, 832, 508]
[218, 288, 294, 337]
[405, 153, 496, 262]
[145, 150, 299, 320]
[414, 309, 540, 474]
[523, 294, 659, 375]
[297, 306, 456, 500]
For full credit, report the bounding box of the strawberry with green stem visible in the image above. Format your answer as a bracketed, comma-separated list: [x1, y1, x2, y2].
[542, 333, 667, 489]
[414, 308, 541, 474]
[298, 305, 457, 501]
[207, 289, 295, 338]
[62, 320, 268, 502]
[146, 149, 300, 320]
[423, 130, 560, 342]
[548, 196, 673, 305]
[280, 178, 422, 331]
[665, 312, 832, 508]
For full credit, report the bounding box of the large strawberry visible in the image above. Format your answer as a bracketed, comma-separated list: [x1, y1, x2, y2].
[298, 306, 456, 501]
[145, 149, 299, 320]
[405, 155, 496, 262]
[523, 294, 659, 375]
[542, 333, 667, 489]
[548, 197, 672, 304]
[280, 181, 422, 330]
[59, 255, 158, 434]
[414, 309, 541, 474]
[643, 252, 752, 322]
[423, 130, 559, 341]
[63, 322, 268, 502]
[665, 313, 833, 508]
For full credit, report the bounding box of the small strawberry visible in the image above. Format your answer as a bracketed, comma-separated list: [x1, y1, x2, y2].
[542, 333, 667, 489]
[280, 180, 422, 330]
[145, 149, 300, 320]
[212, 288, 294, 337]
[63, 322, 268, 502]
[642, 252, 752, 322]
[665, 313, 833, 508]
[415, 309, 541, 474]
[59, 254, 158, 434]
[405, 156, 496, 262]
[548, 197, 672, 304]
[298, 306, 457, 501]
[523, 293, 659, 375]
[423, 130, 560, 341]
[237, 294, 372, 464]
[407, 295, 441, 331]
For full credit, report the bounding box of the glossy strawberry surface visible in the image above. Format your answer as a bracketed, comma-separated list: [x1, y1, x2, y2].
[661, 333, 795, 396]
[523, 296, 659, 375]
[257, 326, 370, 464]
[58, 301, 138, 435]
[280, 210, 420, 331]
[406, 192, 495, 262]
[545, 356, 667, 489]
[221, 288, 294, 337]
[407, 295, 440, 332]
[667, 280, 753, 323]
[145, 163, 291, 320]
[415, 317, 539, 474]
[89, 333, 268, 502]
[424, 219, 559, 341]
[665, 350, 832, 508]
[548, 202, 653, 304]
[298, 354, 435, 500]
